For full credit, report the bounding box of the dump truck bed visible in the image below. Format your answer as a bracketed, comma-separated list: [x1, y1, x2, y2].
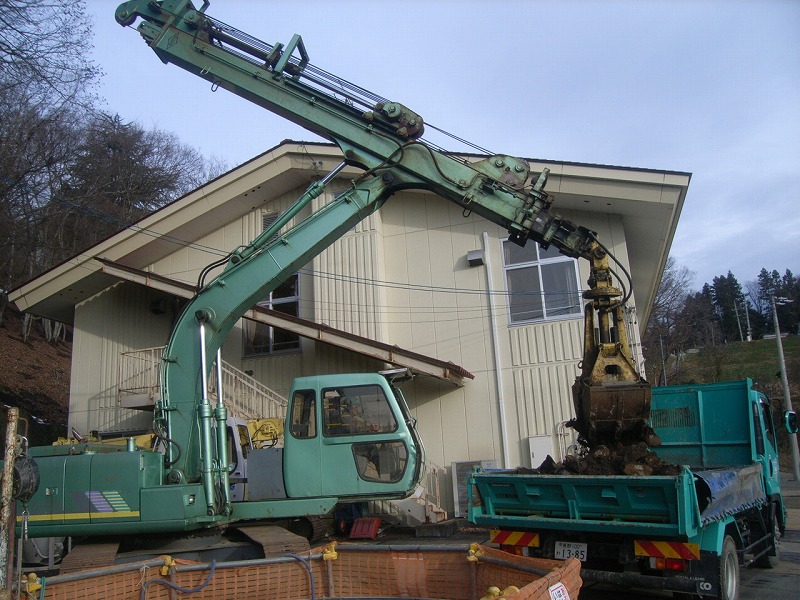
[469, 462, 766, 540]
[469, 380, 768, 539]
[470, 467, 701, 538]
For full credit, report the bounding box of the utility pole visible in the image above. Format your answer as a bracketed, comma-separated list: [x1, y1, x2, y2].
[0, 408, 20, 596]
[772, 296, 800, 481]
[743, 301, 752, 342]
[733, 302, 744, 342]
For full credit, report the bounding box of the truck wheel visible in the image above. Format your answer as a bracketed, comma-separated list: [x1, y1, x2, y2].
[717, 536, 739, 600]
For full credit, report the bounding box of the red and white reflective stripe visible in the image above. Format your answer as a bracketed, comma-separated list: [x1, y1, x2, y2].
[634, 540, 700, 560]
[489, 530, 540, 547]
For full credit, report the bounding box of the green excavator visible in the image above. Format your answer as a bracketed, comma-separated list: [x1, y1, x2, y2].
[12, 0, 654, 559]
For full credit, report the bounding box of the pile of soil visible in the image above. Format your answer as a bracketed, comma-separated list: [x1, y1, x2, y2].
[521, 442, 682, 477]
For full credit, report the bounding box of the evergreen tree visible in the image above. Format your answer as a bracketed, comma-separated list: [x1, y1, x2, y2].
[752, 268, 799, 337]
[710, 272, 746, 343]
[680, 285, 722, 348]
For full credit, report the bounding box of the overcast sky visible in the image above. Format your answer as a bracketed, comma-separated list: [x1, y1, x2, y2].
[87, 0, 799, 291]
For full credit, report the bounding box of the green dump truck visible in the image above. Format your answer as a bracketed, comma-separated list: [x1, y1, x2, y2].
[469, 379, 799, 599]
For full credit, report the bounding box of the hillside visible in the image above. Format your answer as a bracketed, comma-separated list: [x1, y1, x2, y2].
[0, 306, 71, 445]
[662, 336, 800, 471]
[662, 336, 800, 406]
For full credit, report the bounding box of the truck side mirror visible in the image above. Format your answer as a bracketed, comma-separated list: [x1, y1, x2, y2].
[785, 411, 799, 434]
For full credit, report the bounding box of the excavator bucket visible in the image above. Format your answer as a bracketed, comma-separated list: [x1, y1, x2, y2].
[570, 301, 660, 448]
[572, 377, 656, 447]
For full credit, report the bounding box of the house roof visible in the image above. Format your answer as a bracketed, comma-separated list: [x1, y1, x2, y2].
[10, 139, 690, 333]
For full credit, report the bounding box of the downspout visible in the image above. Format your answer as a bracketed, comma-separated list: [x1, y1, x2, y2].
[482, 232, 510, 468]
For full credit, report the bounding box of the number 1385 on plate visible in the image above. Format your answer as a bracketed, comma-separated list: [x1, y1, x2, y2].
[553, 541, 587, 561]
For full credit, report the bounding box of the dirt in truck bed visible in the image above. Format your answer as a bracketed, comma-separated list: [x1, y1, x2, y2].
[521, 442, 682, 477]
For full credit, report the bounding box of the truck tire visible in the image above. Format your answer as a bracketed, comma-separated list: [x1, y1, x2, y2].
[717, 536, 739, 600]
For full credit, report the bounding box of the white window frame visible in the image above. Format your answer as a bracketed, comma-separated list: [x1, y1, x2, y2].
[242, 212, 301, 356]
[502, 239, 583, 325]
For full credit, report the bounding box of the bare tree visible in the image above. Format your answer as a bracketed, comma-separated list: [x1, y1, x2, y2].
[0, 0, 100, 326]
[0, 2, 227, 330]
[0, 89, 82, 301]
[642, 257, 695, 384]
[0, 0, 101, 108]
[36, 113, 228, 274]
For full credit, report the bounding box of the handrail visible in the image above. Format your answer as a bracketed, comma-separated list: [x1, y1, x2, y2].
[118, 347, 287, 419]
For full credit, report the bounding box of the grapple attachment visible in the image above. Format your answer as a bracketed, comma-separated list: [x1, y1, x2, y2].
[569, 265, 659, 448]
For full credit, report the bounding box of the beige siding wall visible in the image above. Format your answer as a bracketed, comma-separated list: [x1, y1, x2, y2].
[379, 193, 508, 469]
[371, 196, 642, 471]
[312, 184, 385, 341]
[70, 185, 316, 433]
[70, 282, 174, 434]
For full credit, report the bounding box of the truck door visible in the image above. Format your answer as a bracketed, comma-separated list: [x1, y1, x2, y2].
[754, 399, 781, 496]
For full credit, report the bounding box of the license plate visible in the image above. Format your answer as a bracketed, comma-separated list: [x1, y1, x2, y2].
[554, 541, 587, 561]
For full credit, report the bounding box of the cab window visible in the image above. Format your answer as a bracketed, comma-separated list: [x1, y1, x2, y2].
[290, 389, 316, 439]
[752, 402, 765, 455]
[761, 401, 777, 451]
[353, 441, 408, 483]
[322, 384, 398, 437]
[237, 424, 251, 458]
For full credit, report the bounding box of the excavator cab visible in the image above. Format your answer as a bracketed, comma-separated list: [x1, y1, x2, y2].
[276, 372, 422, 500]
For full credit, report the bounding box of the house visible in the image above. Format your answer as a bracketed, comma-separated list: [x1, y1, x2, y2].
[10, 140, 689, 512]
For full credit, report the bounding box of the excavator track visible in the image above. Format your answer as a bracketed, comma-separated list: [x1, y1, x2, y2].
[58, 542, 120, 574]
[288, 515, 332, 543]
[234, 525, 310, 556]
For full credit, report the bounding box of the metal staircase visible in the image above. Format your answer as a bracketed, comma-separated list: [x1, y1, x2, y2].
[368, 460, 449, 527]
[118, 346, 287, 418]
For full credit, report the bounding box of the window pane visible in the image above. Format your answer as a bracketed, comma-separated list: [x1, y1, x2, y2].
[507, 266, 543, 322]
[289, 390, 316, 439]
[539, 243, 563, 260]
[322, 384, 397, 437]
[353, 442, 408, 483]
[246, 273, 300, 355]
[273, 276, 298, 300]
[541, 262, 582, 317]
[272, 303, 300, 352]
[243, 319, 271, 354]
[503, 240, 538, 266]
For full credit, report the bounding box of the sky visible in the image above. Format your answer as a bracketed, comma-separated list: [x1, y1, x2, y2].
[86, 0, 800, 291]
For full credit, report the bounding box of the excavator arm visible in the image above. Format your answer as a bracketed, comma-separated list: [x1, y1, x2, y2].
[115, 0, 653, 497]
